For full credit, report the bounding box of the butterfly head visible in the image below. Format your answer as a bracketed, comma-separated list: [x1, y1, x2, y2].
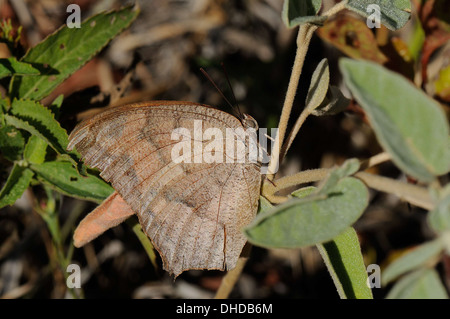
[241, 114, 258, 131]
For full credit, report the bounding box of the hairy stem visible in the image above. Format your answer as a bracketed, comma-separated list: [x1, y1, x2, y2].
[323, 0, 348, 17]
[127, 218, 159, 271]
[215, 0, 350, 299]
[263, 166, 433, 210]
[37, 187, 84, 299]
[360, 152, 391, 169]
[279, 106, 312, 164]
[262, 168, 328, 203]
[355, 172, 433, 210]
[214, 244, 251, 299]
[266, 0, 349, 180]
[266, 25, 315, 179]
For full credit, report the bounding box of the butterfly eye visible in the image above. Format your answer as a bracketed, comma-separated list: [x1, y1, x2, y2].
[242, 114, 258, 130]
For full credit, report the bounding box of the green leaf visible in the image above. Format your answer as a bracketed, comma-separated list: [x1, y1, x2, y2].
[429, 202, 450, 233]
[0, 96, 8, 113]
[48, 94, 64, 119]
[31, 161, 113, 203]
[258, 196, 273, 213]
[386, 268, 449, 299]
[340, 59, 450, 182]
[382, 239, 444, 286]
[317, 158, 360, 195]
[0, 125, 25, 161]
[23, 135, 47, 164]
[0, 164, 34, 208]
[10, 5, 140, 100]
[311, 86, 350, 116]
[282, 0, 326, 28]
[291, 186, 317, 198]
[305, 58, 330, 113]
[5, 99, 79, 164]
[317, 227, 373, 299]
[244, 177, 368, 248]
[345, 0, 411, 31]
[428, 185, 450, 233]
[0, 57, 40, 79]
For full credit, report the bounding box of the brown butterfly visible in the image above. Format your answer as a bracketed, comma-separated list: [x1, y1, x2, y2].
[67, 101, 261, 277]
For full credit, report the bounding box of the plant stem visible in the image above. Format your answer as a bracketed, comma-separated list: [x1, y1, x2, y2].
[215, 24, 316, 298]
[279, 105, 311, 163]
[360, 152, 391, 169]
[37, 187, 84, 299]
[266, 25, 315, 180]
[216, 0, 351, 299]
[266, 1, 349, 180]
[322, 0, 348, 17]
[262, 168, 329, 203]
[214, 244, 251, 299]
[126, 218, 159, 271]
[264, 152, 391, 200]
[263, 167, 434, 210]
[355, 172, 434, 210]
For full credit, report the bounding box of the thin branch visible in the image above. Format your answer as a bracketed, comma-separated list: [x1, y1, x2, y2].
[279, 101, 311, 163]
[266, 1, 349, 179]
[321, 0, 348, 17]
[266, 25, 314, 180]
[214, 244, 251, 299]
[360, 152, 391, 170]
[126, 218, 159, 271]
[263, 167, 434, 211]
[216, 0, 351, 299]
[262, 168, 328, 203]
[355, 172, 434, 210]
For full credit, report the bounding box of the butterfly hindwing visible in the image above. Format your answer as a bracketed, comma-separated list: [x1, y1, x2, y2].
[68, 101, 261, 276]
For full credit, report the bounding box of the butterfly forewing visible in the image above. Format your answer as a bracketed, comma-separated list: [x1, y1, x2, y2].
[68, 101, 261, 276]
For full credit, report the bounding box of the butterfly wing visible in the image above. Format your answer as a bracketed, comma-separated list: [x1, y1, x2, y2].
[73, 191, 134, 247]
[68, 101, 261, 276]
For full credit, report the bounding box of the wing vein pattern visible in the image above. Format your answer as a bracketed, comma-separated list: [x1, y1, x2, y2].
[68, 102, 261, 276]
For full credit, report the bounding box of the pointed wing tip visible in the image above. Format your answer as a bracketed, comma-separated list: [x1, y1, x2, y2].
[73, 231, 88, 248]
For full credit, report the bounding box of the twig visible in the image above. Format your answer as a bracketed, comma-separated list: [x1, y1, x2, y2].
[266, 25, 315, 179]
[266, 0, 349, 180]
[322, 0, 348, 17]
[355, 171, 434, 210]
[216, 0, 351, 299]
[214, 244, 251, 299]
[126, 218, 159, 271]
[263, 167, 434, 210]
[360, 152, 391, 170]
[262, 168, 329, 203]
[279, 101, 312, 163]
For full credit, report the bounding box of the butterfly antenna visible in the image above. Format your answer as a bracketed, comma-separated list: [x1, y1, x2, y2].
[220, 62, 243, 119]
[200, 67, 235, 113]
